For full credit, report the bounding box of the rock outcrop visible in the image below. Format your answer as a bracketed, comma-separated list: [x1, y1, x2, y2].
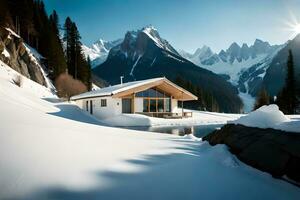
[203, 124, 300, 184]
[0, 27, 46, 86]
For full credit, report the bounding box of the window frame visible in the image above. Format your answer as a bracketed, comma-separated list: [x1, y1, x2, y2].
[136, 87, 172, 113]
[100, 99, 107, 107]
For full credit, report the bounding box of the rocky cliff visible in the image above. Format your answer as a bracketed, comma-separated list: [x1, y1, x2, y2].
[0, 27, 46, 86]
[203, 124, 300, 185]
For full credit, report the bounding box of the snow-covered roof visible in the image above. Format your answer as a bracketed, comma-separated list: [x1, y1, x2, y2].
[71, 77, 163, 100]
[71, 77, 197, 101]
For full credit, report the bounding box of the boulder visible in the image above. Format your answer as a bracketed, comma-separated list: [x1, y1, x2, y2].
[203, 124, 300, 183]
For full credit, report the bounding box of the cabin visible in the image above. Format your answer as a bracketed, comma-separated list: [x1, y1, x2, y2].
[71, 77, 198, 119]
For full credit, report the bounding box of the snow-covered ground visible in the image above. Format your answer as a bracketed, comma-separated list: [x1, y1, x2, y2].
[102, 110, 242, 127]
[1, 60, 300, 199]
[231, 104, 300, 133]
[239, 92, 256, 113]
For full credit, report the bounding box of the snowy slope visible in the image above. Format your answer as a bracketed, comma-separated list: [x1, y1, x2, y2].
[1, 60, 300, 199]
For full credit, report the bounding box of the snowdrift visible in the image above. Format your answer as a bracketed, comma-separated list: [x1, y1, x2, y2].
[231, 105, 299, 133]
[102, 110, 241, 127]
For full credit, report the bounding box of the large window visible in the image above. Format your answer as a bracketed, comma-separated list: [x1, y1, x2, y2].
[157, 99, 164, 112]
[136, 88, 170, 98]
[150, 99, 156, 112]
[143, 99, 149, 112]
[137, 87, 171, 113]
[165, 98, 171, 112]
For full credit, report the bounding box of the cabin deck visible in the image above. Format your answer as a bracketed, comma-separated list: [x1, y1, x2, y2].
[136, 112, 193, 119]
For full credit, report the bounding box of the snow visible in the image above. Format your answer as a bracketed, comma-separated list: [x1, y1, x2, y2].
[71, 77, 165, 100]
[82, 38, 123, 67]
[167, 54, 184, 62]
[103, 109, 242, 127]
[150, 57, 156, 66]
[231, 104, 300, 133]
[24, 43, 45, 60]
[23, 43, 55, 91]
[200, 54, 268, 84]
[1, 61, 300, 199]
[5, 27, 20, 38]
[130, 54, 142, 77]
[82, 44, 104, 61]
[1, 48, 10, 58]
[92, 83, 100, 90]
[142, 26, 176, 54]
[142, 26, 164, 49]
[239, 92, 256, 113]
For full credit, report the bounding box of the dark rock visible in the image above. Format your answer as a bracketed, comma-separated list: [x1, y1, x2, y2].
[203, 124, 300, 183]
[0, 27, 46, 86]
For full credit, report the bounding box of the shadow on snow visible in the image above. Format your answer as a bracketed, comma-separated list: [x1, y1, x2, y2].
[47, 104, 105, 126]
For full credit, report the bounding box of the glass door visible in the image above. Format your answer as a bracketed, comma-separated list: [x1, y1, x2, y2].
[122, 98, 132, 113]
[150, 99, 156, 112]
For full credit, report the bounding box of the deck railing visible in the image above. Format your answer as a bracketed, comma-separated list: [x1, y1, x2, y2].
[135, 112, 193, 119]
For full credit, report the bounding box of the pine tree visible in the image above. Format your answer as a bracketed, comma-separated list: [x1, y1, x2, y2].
[174, 75, 219, 112]
[47, 10, 68, 78]
[286, 50, 297, 113]
[0, 0, 13, 27]
[63, 17, 73, 72]
[86, 56, 92, 90]
[63, 17, 92, 90]
[277, 50, 297, 114]
[253, 88, 270, 110]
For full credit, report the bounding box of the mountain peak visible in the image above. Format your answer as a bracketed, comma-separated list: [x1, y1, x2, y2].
[228, 42, 240, 49]
[95, 38, 106, 45]
[120, 26, 179, 56]
[254, 38, 264, 44]
[241, 43, 249, 48]
[142, 25, 157, 33]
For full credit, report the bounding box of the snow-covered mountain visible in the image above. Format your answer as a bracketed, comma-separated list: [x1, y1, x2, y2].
[179, 40, 285, 112]
[82, 38, 123, 67]
[180, 40, 283, 86]
[93, 26, 243, 113]
[180, 40, 284, 103]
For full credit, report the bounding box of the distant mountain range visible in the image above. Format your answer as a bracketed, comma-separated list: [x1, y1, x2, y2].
[85, 26, 299, 113]
[82, 38, 122, 67]
[179, 40, 284, 96]
[92, 26, 243, 113]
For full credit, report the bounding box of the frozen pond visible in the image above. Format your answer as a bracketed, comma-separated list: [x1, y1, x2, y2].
[120, 124, 223, 138]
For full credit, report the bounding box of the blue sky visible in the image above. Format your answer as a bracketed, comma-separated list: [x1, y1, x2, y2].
[44, 0, 300, 53]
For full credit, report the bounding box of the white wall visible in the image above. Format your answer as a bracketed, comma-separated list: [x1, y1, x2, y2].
[74, 97, 122, 119]
[74, 97, 180, 119]
[135, 98, 143, 112]
[172, 99, 178, 112]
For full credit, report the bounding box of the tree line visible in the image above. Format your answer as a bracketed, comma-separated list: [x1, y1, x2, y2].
[174, 76, 219, 112]
[254, 50, 300, 114]
[0, 0, 91, 98]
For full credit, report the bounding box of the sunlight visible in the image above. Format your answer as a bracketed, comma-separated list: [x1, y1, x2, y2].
[282, 11, 300, 37]
[293, 23, 300, 34]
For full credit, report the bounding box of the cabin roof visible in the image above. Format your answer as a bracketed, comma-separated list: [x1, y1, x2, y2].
[70, 77, 198, 101]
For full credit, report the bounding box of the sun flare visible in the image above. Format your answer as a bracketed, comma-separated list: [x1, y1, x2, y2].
[282, 11, 300, 37]
[293, 23, 300, 34]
